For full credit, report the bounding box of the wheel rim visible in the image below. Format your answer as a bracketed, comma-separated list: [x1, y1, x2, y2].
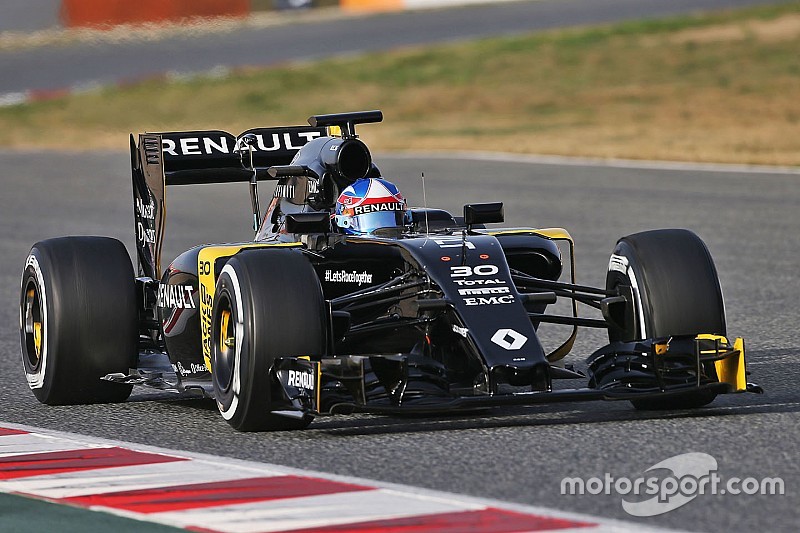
[23, 282, 43, 369]
[214, 294, 236, 393]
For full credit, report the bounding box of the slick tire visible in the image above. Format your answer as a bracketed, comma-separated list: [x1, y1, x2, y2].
[20, 237, 137, 405]
[211, 249, 326, 431]
[606, 229, 726, 410]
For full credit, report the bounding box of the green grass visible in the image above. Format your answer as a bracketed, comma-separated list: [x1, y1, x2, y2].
[0, 492, 182, 533]
[2, 1, 799, 165]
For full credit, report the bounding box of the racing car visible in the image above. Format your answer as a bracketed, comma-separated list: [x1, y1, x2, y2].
[19, 110, 761, 431]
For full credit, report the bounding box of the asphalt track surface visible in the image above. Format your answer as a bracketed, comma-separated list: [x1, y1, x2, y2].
[2, 1, 798, 531]
[0, 0, 796, 94]
[0, 150, 798, 532]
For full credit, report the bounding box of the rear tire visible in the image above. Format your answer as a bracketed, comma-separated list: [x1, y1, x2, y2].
[211, 249, 326, 431]
[20, 237, 137, 405]
[606, 229, 726, 410]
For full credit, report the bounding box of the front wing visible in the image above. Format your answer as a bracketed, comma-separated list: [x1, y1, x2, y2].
[266, 334, 761, 417]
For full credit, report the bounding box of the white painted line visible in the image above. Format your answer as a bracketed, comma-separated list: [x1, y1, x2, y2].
[707, 401, 800, 412]
[0, 457, 279, 499]
[404, 0, 522, 9]
[153, 489, 482, 533]
[382, 150, 800, 175]
[0, 432, 105, 458]
[0, 91, 28, 106]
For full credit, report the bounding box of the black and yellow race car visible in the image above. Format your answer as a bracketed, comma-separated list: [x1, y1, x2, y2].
[19, 111, 761, 431]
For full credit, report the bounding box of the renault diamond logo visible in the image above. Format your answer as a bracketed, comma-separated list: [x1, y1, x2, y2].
[491, 328, 528, 350]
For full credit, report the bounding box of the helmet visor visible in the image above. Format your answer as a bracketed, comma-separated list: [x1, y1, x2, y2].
[350, 210, 406, 234]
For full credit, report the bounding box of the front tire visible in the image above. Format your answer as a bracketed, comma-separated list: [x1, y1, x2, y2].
[20, 237, 137, 405]
[211, 249, 326, 431]
[606, 229, 726, 409]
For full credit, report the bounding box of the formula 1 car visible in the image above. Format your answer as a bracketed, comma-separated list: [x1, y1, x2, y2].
[20, 110, 761, 431]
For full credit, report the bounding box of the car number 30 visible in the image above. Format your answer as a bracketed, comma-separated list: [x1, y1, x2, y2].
[450, 265, 499, 277]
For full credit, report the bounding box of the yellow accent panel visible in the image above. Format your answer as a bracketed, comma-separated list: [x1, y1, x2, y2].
[327, 125, 342, 137]
[220, 309, 231, 351]
[198, 242, 302, 370]
[33, 322, 42, 359]
[533, 227, 574, 243]
[696, 333, 732, 355]
[316, 361, 322, 412]
[486, 227, 574, 244]
[714, 337, 747, 392]
[696, 333, 730, 344]
[537, 228, 576, 361]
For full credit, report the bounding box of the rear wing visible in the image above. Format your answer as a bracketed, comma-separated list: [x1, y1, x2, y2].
[130, 126, 326, 279]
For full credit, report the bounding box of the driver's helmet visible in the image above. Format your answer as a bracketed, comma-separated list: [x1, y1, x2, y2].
[333, 178, 407, 235]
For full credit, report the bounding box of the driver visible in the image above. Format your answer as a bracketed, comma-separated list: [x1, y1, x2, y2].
[333, 178, 407, 236]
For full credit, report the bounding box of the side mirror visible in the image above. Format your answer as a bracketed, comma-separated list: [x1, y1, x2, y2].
[463, 202, 504, 226]
[284, 212, 330, 234]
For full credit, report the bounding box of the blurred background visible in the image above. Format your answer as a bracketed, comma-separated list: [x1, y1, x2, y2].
[1, 0, 798, 164]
